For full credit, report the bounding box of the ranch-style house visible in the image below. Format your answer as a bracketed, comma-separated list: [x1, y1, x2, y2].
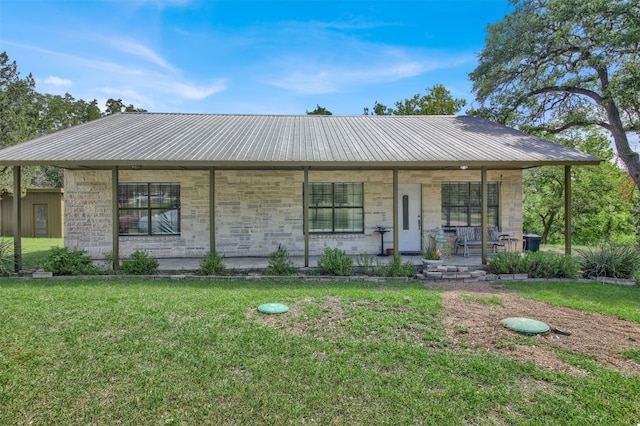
[0, 113, 600, 271]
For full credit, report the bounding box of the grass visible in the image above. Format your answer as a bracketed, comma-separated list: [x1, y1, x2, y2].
[503, 280, 640, 322]
[0, 237, 64, 271]
[1, 278, 639, 424]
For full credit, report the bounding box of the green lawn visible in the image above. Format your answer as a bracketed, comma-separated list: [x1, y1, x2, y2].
[1, 278, 638, 425]
[0, 237, 63, 271]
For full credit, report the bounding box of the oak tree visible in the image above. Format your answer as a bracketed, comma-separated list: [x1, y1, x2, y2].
[470, 0, 640, 190]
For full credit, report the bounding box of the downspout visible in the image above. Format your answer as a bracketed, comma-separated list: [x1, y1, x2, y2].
[13, 166, 22, 273]
[111, 167, 119, 270]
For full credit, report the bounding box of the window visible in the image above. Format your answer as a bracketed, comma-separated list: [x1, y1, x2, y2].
[308, 182, 364, 233]
[118, 183, 180, 236]
[441, 182, 499, 228]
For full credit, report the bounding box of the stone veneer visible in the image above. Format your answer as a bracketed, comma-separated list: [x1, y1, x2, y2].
[64, 169, 522, 259]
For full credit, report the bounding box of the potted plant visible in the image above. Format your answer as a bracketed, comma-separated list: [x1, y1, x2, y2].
[422, 235, 442, 265]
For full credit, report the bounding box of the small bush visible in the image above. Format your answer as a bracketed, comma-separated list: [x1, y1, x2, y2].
[264, 246, 297, 276]
[0, 239, 13, 276]
[522, 251, 580, 279]
[356, 255, 375, 275]
[44, 246, 99, 275]
[487, 252, 524, 274]
[577, 243, 640, 280]
[199, 251, 225, 275]
[119, 250, 159, 275]
[317, 247, 353, 276]
[386, 255, 417, 277]
[487, 251, 578, 278]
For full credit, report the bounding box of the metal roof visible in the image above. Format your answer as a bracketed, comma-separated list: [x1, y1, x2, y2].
[0, 113, 601, 170]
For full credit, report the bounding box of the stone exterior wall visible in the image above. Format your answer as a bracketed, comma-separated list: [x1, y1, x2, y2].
[64, 168, 522, 259]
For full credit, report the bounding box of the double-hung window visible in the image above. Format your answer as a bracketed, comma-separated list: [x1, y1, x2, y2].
[118, 183, 180, 236]
[441, 182, 499, 228]
[308, 182, 364, 233]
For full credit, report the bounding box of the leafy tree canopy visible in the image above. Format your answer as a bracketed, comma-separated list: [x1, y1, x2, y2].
[0, 51, 146, 190]
[306, 105, 332, 115]
[523, 129, 636, 245]
[363, 84, 466, 115]
[470, 0, 640, 190]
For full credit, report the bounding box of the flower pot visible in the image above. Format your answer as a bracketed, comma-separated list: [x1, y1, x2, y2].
[386, 248, 394, 256]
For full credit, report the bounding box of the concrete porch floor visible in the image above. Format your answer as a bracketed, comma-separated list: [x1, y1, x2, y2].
[154, 253, 488, 272]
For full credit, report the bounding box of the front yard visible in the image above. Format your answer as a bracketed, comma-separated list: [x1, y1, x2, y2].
[1, 278, 638, 425]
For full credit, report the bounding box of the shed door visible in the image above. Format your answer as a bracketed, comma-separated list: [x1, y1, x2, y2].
[34, 204, 48, 237]
[398, 184, 421, 253]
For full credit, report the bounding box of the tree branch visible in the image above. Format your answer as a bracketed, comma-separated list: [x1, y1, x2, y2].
[528, 86, 604, 104]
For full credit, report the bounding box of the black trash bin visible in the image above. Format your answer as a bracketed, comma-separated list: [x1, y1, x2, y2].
[523, 234, 542, 252]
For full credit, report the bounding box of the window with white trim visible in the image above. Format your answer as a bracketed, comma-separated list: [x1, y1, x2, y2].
[307, 182, 364, 233]
[118, 183, 180, 236]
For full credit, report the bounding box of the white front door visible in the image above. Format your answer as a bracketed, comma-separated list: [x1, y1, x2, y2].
[398, 184, 422, 253]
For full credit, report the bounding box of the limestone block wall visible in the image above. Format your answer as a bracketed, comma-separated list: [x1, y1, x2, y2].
[64, 168, 522, 259]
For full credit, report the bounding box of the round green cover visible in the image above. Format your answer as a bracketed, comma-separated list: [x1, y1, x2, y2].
[258, 303, 289, 314]
[501, 317, 550, 335]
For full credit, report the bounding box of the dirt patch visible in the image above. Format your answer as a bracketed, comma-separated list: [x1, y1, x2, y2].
[252, 296, 347, 340]
[434, 281, 640, 375]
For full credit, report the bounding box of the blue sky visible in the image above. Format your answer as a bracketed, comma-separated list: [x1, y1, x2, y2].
[1, 0, 513, 115]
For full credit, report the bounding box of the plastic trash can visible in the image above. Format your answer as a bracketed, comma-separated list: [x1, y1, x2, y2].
[523, 234, 541, 252]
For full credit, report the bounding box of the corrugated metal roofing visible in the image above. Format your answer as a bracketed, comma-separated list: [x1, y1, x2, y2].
[0, 113, 601, 169]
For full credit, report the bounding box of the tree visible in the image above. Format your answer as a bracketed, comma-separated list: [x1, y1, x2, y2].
[363, 84, 466, 115]
[470, 0, 640, 191]
[0, 52, 38, 149]
[306, 105, 332, 115]
[523, 130, 636, 245]
[0, 52, 147, 190]
[105, 98, 146, 115]
[0, 52, 40, 191]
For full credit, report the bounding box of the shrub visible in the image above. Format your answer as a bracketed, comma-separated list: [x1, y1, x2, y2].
[487, 251, 579, 278]
[522, 251, 579, 278]
[576, 243, 640, 280]
[386, 255, 417, 277]
[0, 239, 13, 276]
[487, 252, 524, 274]
[199, 251, 225, 275]
[317, 247, 353, 276]
[119, 250, 159, 275]
[44, 246, 99, 275]
[356, 255, 375, 275]
[264, 246, 297, 276]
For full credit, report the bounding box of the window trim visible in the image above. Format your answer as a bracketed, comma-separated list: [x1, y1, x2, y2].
[306, 182, 365, 234]
[118, 182, 181, 236]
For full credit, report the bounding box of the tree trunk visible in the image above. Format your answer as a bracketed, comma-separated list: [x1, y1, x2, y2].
[605, 102, 640, 191]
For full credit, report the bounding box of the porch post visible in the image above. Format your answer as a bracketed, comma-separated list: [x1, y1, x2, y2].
[564, 165, 571, 255]
[393, 168, 399, 255]
[111, 167, 119, 270]
[481, 167, 488, 265]
[209, 167, 216, 253]
[303, 168, 309, 267]
[13, 166, 22, 272]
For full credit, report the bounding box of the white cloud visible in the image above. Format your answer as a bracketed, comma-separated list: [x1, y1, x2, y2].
[168, 80, 228, 100]
[43, 75, 72, 87]
[268, 52, 475, 96]
[107, 38, 175, 71]
[97, 87, 155, 108]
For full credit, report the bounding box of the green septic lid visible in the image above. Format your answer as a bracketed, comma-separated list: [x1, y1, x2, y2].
[501, 317, 550, 336]
[258, 303, 289, 314]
